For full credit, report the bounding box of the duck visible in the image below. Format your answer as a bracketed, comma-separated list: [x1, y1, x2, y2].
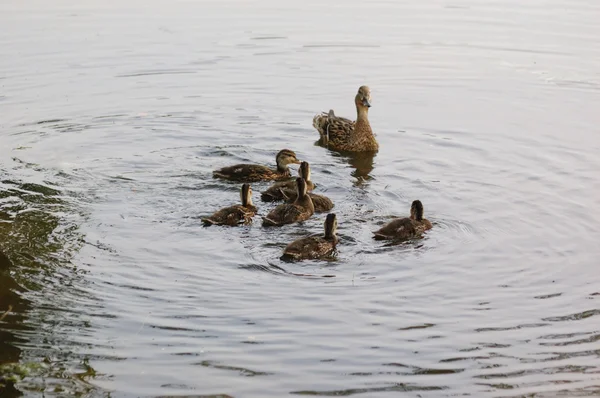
[263, 161, 333, 212]
[312, 86, 379, 152]
[284, 191, 333, 213]
[373, 200, 432, 240]
[213, 149, 301, 182]
[262, 178, 314, 227]
[202, 183, 257, 226]
[261, 161, 315, 202]
[281, 213, 339, 261]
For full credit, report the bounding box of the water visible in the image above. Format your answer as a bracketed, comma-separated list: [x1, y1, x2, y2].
[1, 0, 599, 396]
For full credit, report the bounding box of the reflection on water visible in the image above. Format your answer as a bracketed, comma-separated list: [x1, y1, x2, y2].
[1, 0, 600, 396]
[0, 175, 100, 396]
[329, 150, 377, 183]
[0, 248, 25, 397]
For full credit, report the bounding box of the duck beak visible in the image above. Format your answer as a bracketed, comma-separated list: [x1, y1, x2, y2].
[362, 98, 371, 107]
[293, 158, 301, 164]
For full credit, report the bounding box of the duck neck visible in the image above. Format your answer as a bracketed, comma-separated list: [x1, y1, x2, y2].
[356, 106, 369, 122]
[276, 164, 289, 174]
[355, 106, 372, 137]
[296, 192, 314, 212]
[296, 188, 307, 201]
[302, 171, 311, 183]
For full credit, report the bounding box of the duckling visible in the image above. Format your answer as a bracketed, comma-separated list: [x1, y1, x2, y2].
[264, 162, 332, 211]
[213, 149, 301, 182]
[261, 161, 315, 202]
[202, 183, 257, 226]
[262, 178, 314, 227]
[281, 213, 339, 261]
[284, 191, 333, 213]
[373, 200, 432, 240]
[312, 86, 379, 152]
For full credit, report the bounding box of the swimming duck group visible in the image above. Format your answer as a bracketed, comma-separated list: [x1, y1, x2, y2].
[203, 86, 432, 261]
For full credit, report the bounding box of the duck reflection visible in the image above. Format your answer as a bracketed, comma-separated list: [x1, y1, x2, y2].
[327, 149, 377, 184]
[0, 176, 94, 396]
[1, 252, 28, 398]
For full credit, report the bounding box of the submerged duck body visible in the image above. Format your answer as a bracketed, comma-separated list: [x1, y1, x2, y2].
[281, 213, 339, 261]
[213, 149, 301, 182]
[202, 184, 257, 226]
[373, 200, 432, 240]
[262, 178, 315, 227]
[313, 86, 379, 152]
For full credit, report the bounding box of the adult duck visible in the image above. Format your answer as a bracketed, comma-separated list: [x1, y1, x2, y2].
[312, 86, 378, 152]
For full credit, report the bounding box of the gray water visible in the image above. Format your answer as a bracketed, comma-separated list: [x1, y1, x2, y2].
[1, 0, 599, 396]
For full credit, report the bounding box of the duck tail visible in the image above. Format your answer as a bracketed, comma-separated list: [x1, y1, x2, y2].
[312, 114, 323, 130]
[372, 232, 388, 241]
[201, 218, 216, 226]
[280, 252, 301, 262]
[312, 111, 331, 132]
[238, 217, 251, 225]
[260, 191, 278, 202]
[261, 217, 279, 227]
[212, 170, 226, 180]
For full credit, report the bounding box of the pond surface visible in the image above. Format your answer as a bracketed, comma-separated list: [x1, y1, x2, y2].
[1, 0, 599, 396]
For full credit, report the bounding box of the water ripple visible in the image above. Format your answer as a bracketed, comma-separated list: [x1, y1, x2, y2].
[1, 0, 599, 396]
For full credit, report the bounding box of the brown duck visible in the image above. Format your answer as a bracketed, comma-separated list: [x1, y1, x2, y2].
[281, 213, 339, 261]
[373, 200, 432, 240]
[284, 191, 333, 213]
[202, 184, 257, 226]
[261, 161, 315, 202]
[263, 161, 333, 212]
[262, 178, 314, 227]
[213, 149, 301, 182]
[312, 86, 378, 152]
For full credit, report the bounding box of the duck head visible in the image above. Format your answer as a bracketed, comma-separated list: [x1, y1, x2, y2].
[324, 213, 338, 239]
[241, 183, 253, 207]
[355, 85, 372, 109]
[410, 200, 424, 221]
[298, 161, 311, 182]
[276, 149, 301, 171]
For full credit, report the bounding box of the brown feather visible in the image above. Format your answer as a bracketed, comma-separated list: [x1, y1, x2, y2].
[202, 204, 257, 226]
[281, 235, 338, 261]
[262, 203, 312, 227]
[213, 164, 290, 182]
[262, 179, 315, 226]
[312, 86, 379, 152]
[261, 161, 315, 201]
[284, 192, 333, 213]
[261, 179, 315, 201]
[213, 149, 300, 182]
[372, 216, 432, 240]
[281, 213, 338, 260]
